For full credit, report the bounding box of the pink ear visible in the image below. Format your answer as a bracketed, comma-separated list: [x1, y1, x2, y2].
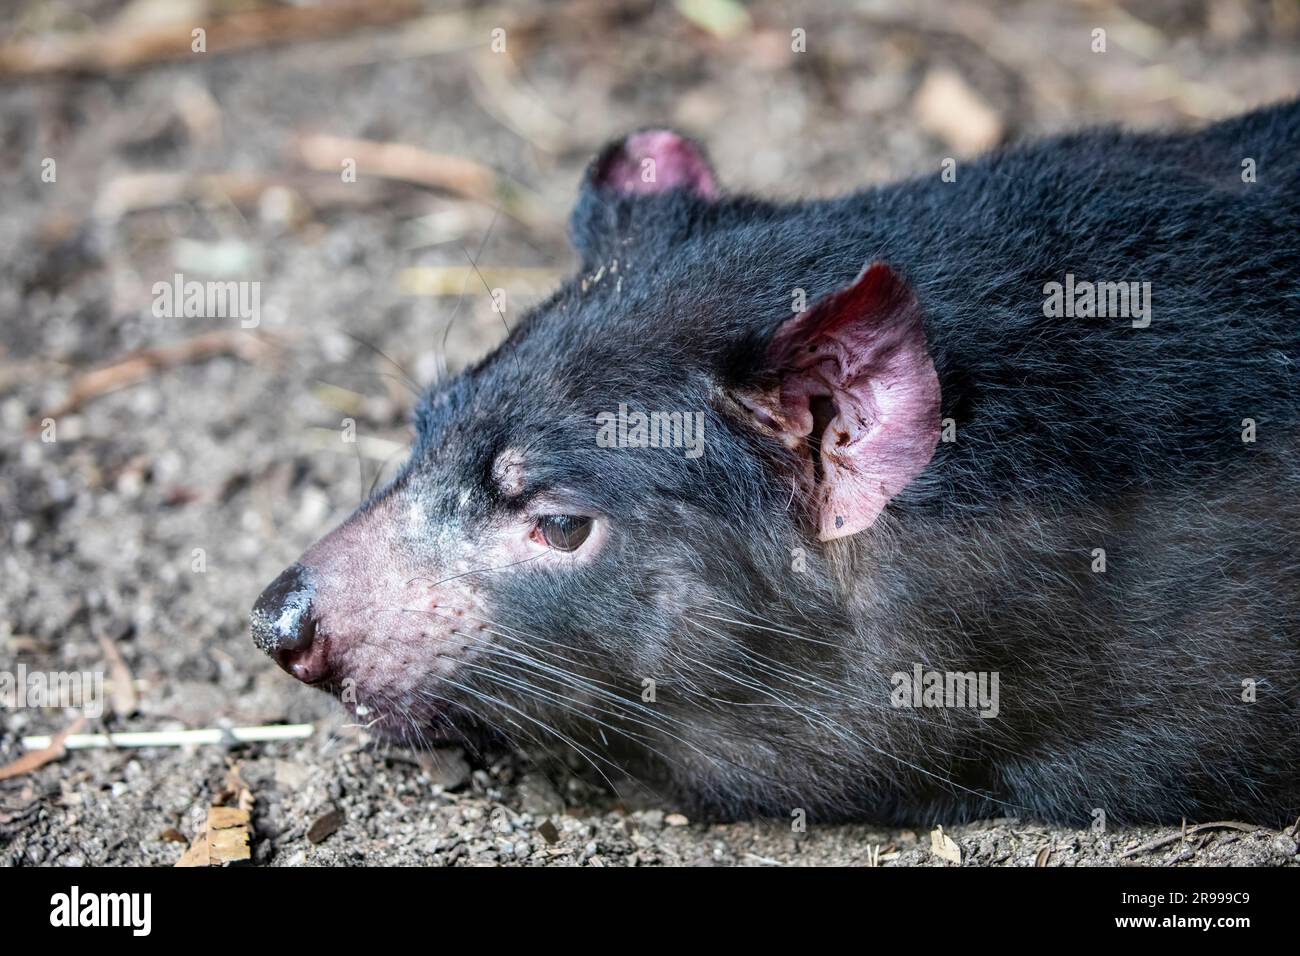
[757, 263, 941, 541]
[593, 129, 718, 198]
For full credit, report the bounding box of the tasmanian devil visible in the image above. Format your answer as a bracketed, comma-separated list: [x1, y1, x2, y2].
[252, 101, 1300, 827]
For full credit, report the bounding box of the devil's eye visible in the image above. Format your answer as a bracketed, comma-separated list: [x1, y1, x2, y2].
[535, 515, 594, 552]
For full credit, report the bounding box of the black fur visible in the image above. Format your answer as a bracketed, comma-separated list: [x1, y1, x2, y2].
[397, 101, 1300, 825]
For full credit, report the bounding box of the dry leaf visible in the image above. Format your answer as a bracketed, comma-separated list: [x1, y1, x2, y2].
[176, 763, 255, 866]
[175, 810, 251, 866]
[914, 67, 1004, 156]
[96, 624, 138, 717]
[930, 825, 962, 864]
[674, 0, 752, 39]
[0, 717, 86, 782]
[307, 808, 343, 845]
[222, 763, 255, 814]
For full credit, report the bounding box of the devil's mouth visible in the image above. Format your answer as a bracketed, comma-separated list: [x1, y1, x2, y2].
[330, 690, 489, 748]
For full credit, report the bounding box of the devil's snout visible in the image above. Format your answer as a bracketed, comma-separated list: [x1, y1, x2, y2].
[251, 562, 331, 685]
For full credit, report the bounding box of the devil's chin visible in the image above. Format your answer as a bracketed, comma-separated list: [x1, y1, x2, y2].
[328, 686, 492, 750]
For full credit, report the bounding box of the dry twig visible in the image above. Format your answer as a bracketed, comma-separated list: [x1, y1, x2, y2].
[297, 134, 560, 234]
[0, 718, 87, 782]
[1119, 821, 1260, 859]
[0, 0, 422, 77]
[34, 330, 280, 427]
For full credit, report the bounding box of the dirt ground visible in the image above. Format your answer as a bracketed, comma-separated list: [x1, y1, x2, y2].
[2, 0, 1299, 867]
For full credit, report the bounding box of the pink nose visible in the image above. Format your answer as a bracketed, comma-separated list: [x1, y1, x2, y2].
[251, 563, 332, 685]
[276, 627, 331, 684]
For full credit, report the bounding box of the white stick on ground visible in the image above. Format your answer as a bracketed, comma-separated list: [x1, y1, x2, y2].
[21, 724, 315, 751]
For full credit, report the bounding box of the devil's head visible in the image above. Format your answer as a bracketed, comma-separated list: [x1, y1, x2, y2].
[251, 129, 942, 816]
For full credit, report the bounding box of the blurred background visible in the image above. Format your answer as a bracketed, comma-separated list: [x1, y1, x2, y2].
[1, 0, 1298, 866]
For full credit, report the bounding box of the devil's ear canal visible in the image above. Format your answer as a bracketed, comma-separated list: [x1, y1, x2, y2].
[569, 128, 718, 265]
[737, 263, 942, 541]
